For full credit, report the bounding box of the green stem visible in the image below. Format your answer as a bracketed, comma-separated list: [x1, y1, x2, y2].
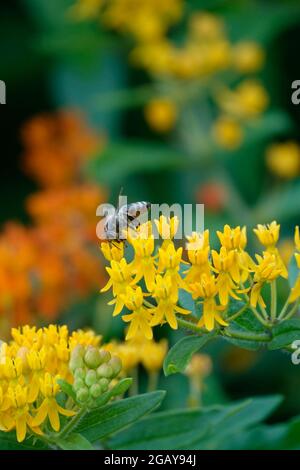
[258, 303, 269, 321]
[270, 281, 277, 322]
[57, 407, 87, 440]
[282, 301, 300, 322]
[147, 371, 159, 393]
[226, 303, 248, 322]
[223, 329, 271, 343]
[278, 297, 290, 321]
[128, 367, 139, 396]
[249, 305, 271, 328]
[177, 317, 207, 334]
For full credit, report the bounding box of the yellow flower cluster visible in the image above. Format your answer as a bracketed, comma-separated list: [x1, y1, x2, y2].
[101, 217, 300, 339]
[213, 80, 269, 150]
[0, 325, 100, 442]
[266, 141, 300, 179]
[105, 332, 168, 373]
[71, 0, 182, 42]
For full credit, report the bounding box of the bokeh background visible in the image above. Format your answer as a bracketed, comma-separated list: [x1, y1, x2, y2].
[1, 0, 300, 425]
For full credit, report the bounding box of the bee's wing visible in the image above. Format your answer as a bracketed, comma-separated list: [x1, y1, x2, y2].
[126, 202, 150, 218]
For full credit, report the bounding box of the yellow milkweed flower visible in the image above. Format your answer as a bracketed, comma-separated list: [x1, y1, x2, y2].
[144, 99, 177, 133]
[266, 142, 300, 180]
[189, 274, 227, 331]
[250, 252, 284, 307]
[288, 227, 300, 303]
[232, 41, 265, 73]
[151, 275, 190, 329]
[2, 385, 42, 443]
[100, 241, 124, 262]
[217, 225, 247, 250]
[188, 12, 224, 41]
[185, 231, 211, 284]
[129, 234, 156, 291]
[155, 215, 179, 241]
[33, 373, 76, 432]
[217, 80, 268, 119]
[0, 325, 118, 442]
[121, 286, 153, 340]
[213, 116, 243, 150]
[254, 221, 288, 278]
[211, 247, 241, 305]
[101, 258, 136, 316]
[26, 348, 47, 401]
[254, 221, 280, 249]
[217, 225, 254, 282]
[69, 329, 101, 350]
[158, 243, 184, 289]
[140, 338, 168, 372]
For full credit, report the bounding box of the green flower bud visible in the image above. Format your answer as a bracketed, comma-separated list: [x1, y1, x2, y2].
[90, 383, 102, 398]
[98, 378, 109, 392]
[76, 387, 89, 403]
[84, 346, 102, 369]
[97, 363, 114, 379]
[73, 378, 85, 392]
[69, 345, 85, 371]
[99, 350, 111, 364]
[74, 368, 85, 380]
[85, 369, 97, 387]
[109, 356, 122, 377]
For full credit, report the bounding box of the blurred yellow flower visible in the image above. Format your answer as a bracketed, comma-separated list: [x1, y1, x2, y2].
[266, 141, 300, 179]
[144, 99, 177, 133]
[213, 116, 243, 150]
[232, 41, 265, 73]
[218, 80, 269, 119]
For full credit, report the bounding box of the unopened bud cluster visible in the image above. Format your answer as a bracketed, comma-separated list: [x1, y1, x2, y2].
[69, 345, 122, 407]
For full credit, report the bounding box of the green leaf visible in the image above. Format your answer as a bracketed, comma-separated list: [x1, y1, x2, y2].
[0, 432, 49, 450]
[94, 378, 133, 407]
[77, 391, 165, 443]
[223, 308, 269, 350]
[163, 333, 215, 376]
[86, 141, 185, 185]
[57, 378, 77, 402]
[268, 319, 300, 350]
[109, 395, 282, 450]
[58, 433, 94, 450]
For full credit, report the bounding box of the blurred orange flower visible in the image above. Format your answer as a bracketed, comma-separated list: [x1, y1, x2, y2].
[0, 110, 107, 333]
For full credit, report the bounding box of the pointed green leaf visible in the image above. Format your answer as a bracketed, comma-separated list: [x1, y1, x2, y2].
[58, 433, 94, 450]
[163, 333, 215, 376]
[77, 391, 165, 443]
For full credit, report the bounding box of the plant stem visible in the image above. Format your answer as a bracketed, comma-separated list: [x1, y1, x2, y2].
[57, 407, 87, 440]
[147, 371, 159, 393]
[177, 317, 206, 334]
[128, 367, 139, 396]
[270, 281, 277, 322]
[278, 297, 290, 321]
[223, 329, 271, 343]
[282, 301, 300, 322]
[249, 305, 271, 328]
[226, 303, 248, 322]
